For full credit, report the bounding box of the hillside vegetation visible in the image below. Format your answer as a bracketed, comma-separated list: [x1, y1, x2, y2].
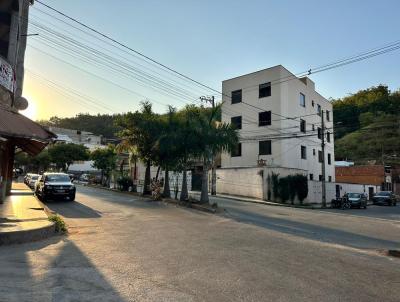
[38, 113, 122, 138]
[333, 85, 400, 164]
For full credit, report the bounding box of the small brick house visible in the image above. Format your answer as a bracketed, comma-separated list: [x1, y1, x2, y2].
[335, 165, 399, 197]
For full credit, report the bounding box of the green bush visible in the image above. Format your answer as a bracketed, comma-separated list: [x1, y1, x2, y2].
[49, 214, 67, 233]
[278, 177, 290, 203]
[117, 176, 133, 191]
[269, 173, 308, 204]
[271, 173, 279, 200]
[294, 174, 308, 204]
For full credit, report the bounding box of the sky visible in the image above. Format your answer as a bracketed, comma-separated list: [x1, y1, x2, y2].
[20, 0, 400, 120]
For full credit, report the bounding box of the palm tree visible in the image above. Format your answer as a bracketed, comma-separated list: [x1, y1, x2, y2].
[116, 101, 162, 195]
[153, 106, 180, 198]
[193, 105, 239, 204]
[175, 105, 200, 201]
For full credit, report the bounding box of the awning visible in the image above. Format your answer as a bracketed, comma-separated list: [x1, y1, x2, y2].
[0, 104, 55, 155]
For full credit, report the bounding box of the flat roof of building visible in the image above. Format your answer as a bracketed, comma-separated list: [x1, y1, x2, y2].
[222, 64, 331, 105]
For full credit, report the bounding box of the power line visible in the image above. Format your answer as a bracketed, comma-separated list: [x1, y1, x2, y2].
[35, 0, 223, 95]
[31, 1, 400, 137]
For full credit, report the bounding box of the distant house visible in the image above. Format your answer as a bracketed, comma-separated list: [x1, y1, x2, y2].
[48, 127, 106, 174]
[335, 165, 399, 199]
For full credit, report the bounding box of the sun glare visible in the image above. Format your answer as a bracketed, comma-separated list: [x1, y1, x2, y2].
[20, 98, 37, 121]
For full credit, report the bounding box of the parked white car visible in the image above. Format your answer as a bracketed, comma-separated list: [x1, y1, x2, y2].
[28, 174, 40, 189]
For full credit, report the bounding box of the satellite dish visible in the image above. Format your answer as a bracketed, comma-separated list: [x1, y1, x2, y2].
[14, 96, 28, 110]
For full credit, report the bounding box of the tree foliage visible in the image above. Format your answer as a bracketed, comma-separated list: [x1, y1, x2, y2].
[38, 113, 122, 138]
[90, 145, 117, 178]
[332, 85, 400, 163]
[115, 102, 239, 203]
[116, 101, 163, 195]
[48, 143, 89, 172]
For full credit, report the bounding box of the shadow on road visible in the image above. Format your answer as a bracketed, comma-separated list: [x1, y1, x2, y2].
[45, 200, 102, 219]
[0, 236, 126, 301]
[224, 207, 400, 250]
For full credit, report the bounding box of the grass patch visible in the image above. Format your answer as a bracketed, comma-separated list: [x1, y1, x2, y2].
[48, 214, 67, 233]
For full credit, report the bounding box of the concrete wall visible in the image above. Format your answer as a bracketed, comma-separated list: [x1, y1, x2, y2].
[336, 182, 380, 200]
[129, 160, 192, 194]
[216, 165, 336, 205]
[217, 167, 264, 199]
[307, 180, 336, 204]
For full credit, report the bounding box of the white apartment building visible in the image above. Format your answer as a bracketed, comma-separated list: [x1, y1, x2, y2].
[221, 65, 335, 184]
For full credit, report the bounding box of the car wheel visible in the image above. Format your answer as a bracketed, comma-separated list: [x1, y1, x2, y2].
[69, 193, 75, 201]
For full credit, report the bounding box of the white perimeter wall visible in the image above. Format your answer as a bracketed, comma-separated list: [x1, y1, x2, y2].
[217, 166, 338, 205]
[336, 182, 380, 200]
[217, 167, 264, 199]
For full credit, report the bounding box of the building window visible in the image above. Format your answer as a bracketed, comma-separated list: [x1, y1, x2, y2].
[300, 119, 306, 133]
[318, 150, 323, 163]
[231, 116, 242, 130]
[259, 82, 271, 98]
[313, 149, 316, 156]
[300, 93, 305, 107]
[312, 124, 315, 131]
[309, 174, 314, 180]
[328, 176, 332, 182]
[317, 127, 322, 139]
[301, 146, 307, 159]
[312, 100, 314, 107]
[326, 132, 331, 143]
[328, 153, 331, 165]
[326, 110, 330, 121]
[231, 89, 242, 104]
[259, 140, 272, 155]
[319, 175, 323, 181]
[231, 143, 242, 157]
[317, 104, 321, 116]
[259, 111, 271, 126]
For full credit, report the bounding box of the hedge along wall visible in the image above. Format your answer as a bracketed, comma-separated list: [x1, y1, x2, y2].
[262, 167, 308, 204]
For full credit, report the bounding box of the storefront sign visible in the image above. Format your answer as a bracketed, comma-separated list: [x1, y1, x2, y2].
[0, 57, 14, 92]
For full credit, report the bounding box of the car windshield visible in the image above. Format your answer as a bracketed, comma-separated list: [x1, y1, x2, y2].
[46, 174, 71, 182]
[31, 176, 38, 180]
[348, 193, 361, 198]
[376, 192, 390, 196]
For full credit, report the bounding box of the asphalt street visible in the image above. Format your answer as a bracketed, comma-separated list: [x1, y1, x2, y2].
[0, 185, 399, 302]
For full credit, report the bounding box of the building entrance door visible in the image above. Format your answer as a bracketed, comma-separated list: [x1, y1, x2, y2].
[368, 187, 374, 200]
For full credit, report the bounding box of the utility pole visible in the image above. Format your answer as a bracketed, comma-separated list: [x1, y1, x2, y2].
[321, 109, 326, 208]
[200, 96, 217, 195]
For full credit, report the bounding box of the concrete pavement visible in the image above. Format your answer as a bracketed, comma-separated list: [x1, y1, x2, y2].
[0, 182, 54, 245]
[0, 185, 399, 301]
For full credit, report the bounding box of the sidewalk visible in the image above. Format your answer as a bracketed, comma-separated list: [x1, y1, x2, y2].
[0, 182, 55, 245]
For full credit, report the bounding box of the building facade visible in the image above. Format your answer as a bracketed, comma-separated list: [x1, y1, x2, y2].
[221, 65, 335, 183]
[0, 0, 54, 202]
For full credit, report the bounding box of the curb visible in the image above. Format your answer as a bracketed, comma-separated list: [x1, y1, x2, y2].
[84, 185, 218, 214]
[190, 192, 317, 210]
[0, 222, 56, 246]
[163, 198, 217, 214]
